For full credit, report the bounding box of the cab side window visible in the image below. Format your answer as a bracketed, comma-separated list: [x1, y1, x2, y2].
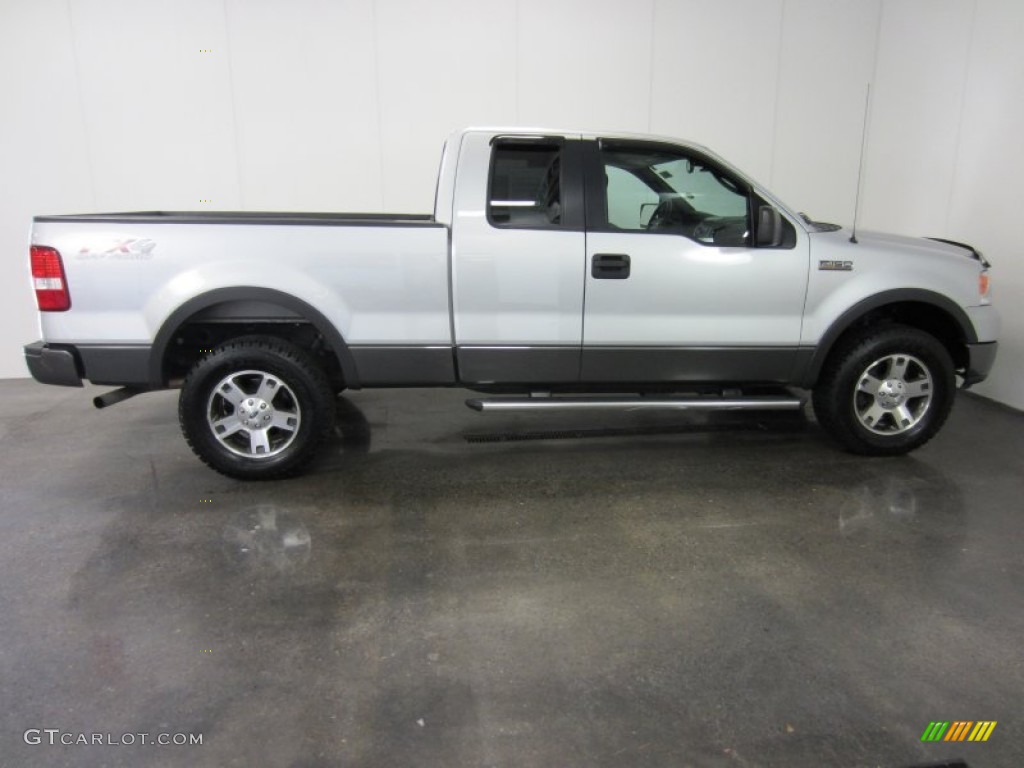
[606, 165, 659, 229]
[601, 144, 750, 246]
[488, 143, 563, 229]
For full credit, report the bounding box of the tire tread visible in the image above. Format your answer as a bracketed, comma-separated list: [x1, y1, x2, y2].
[178, 335, 335, 479]
[812, 324, 955, 456]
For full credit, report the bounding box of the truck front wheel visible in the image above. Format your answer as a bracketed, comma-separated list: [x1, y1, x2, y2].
[812, 325, 956, 456]
[178, 336, 335, 479]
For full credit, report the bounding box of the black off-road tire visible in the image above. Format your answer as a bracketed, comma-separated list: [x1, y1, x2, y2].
[812, 324, 956, 456]
[178, 336, 335, 479]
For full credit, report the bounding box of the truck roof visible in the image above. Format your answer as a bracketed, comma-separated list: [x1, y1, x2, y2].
[454, 126, 713, 154]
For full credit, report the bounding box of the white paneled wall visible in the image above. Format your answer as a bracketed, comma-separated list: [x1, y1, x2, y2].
[226, 0, 382, 211]
[651, 0, 784, 181]
[860, 0, 975, 234]
[517, 0, 654, 132]
[71, 0, 241, 211]
[769, 0, 882, 224]
[0, 0, 1021, 408]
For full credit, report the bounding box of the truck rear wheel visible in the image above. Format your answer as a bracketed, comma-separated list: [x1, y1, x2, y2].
[812, 325, 956, 456]
[178, 336, 335, 479]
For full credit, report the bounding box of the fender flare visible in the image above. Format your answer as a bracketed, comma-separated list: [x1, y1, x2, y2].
[149, 287, 360, 387]
[798, 288, 977, 387]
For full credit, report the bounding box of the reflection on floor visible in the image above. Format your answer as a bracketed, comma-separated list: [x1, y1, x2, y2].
[0, 381, 1021, 768]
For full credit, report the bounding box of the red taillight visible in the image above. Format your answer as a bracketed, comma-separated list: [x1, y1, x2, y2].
[30, 245, 70, 311]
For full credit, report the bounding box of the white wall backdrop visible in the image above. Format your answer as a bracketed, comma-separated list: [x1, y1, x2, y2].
[1, 0, 1021, 408]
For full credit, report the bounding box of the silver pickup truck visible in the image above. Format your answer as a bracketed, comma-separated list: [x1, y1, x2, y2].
[24, 128, 1000, 478]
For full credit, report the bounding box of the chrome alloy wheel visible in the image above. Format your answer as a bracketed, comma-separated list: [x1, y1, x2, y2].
[853, 353, 933, 435]
[206, 370, 301, 458]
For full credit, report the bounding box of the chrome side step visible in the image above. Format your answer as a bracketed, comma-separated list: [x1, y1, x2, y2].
[465, 395, 804, 412]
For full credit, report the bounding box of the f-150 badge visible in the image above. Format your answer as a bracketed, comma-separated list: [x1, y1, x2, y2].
[819, 260, 853, 271]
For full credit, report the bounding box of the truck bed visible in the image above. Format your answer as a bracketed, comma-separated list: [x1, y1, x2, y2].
[30, 211, 454, 389]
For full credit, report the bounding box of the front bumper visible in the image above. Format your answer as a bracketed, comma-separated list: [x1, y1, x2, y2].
[24, 341, 83, 387]
[962, 341, 998, 389]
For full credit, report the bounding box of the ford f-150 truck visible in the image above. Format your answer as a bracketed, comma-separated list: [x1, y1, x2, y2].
[24, 128, 1000, 478]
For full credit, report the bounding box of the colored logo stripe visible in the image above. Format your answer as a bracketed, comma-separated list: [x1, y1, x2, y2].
[944, 721, 972, 741]
[921, 721, 996, 742]
[968, 721, 997, 742]
[921, 722, 949, 741]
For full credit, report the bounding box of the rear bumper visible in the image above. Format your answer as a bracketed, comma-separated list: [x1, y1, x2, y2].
[962, 341, 998, 389]
[24, 341, 83, 387]
[25, 341, 153, 387]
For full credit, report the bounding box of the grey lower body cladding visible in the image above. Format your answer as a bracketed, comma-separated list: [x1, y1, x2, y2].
[25, 340, 997, 392]
[349, 345, 805, 388]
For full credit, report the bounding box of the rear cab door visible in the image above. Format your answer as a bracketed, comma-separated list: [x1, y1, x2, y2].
[451, 131, 586, 384]
[580, 137, 810, 384]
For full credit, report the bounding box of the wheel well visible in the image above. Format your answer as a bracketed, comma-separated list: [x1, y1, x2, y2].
[816, 301, 968, 383]
[159, 300, 345, 389]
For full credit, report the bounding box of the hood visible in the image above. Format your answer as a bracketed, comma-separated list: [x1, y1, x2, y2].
[811, 227, 988, 267]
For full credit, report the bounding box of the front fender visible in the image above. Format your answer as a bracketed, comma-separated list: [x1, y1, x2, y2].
[798, 288, 978, 387]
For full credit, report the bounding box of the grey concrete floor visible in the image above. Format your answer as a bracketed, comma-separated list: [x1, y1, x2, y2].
[0, 380, 1021, 768]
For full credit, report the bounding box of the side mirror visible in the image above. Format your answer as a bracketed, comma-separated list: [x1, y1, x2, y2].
[639, 202, 658, 228]
[756, 205, 783, 247]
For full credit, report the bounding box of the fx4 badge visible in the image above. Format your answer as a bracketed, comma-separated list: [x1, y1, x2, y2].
[819, 260, 853, 271]
[76, 237, 156, 260]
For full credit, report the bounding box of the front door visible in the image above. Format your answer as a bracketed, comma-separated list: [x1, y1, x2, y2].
[581, 138, 809, 384]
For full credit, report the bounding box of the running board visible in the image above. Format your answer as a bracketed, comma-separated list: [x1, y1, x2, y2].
[465, 395, 803, 413]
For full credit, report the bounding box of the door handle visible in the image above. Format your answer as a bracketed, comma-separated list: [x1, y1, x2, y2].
[592, 253, 631, 279]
